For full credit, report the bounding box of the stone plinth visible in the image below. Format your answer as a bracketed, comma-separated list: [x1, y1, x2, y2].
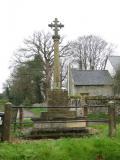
[31, 90, 87, 138]
[47, 90, 68, 107]
[40, 90, 77, 120]
[32, 119, 86, 129]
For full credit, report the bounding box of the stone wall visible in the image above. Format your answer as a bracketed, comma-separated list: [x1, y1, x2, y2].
[72, 85, 113, 96]
[70, 97, 120, 115]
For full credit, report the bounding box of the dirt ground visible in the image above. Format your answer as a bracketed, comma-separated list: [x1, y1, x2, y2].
[17, 109, 36, 118]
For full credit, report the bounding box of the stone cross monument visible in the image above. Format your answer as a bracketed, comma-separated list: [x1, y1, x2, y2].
[48, 18, 64, 89]
[31, 19, 87, 137]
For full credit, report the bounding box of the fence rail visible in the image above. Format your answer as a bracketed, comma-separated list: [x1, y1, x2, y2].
[12, 105, 107, 108]
[0, 96, 119, 142]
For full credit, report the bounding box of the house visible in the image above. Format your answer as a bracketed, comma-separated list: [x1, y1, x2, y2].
[68, 68, 113, 96]
[106, 56, 120, 76]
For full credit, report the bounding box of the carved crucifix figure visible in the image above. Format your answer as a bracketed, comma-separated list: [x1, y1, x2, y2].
[48, 18, 64, 89]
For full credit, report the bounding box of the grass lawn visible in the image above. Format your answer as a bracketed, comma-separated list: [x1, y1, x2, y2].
[29, 108, 47, 116]
[88, 113, 120, 123]
[0, 124, 120, 160]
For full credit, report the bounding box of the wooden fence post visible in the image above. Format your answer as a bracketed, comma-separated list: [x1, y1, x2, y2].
[84, 104, 88, 117]
[83, 104, 88, 126]
[19, 107, 23, 130]
[80, 93, 88, 127]
[2, 102, 12, 141]
[108, 101, 116, 137]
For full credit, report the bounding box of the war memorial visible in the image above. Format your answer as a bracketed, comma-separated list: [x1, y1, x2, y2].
[31, 18, 88, 138]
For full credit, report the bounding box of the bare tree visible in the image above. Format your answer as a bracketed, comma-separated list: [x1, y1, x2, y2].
[69, 35, 114, 70]
[11, 31, 70, 96]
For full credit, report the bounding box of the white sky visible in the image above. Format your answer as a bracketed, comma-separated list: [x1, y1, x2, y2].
[0, 0, 120, 93]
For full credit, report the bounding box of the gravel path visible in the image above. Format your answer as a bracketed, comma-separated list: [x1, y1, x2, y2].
[17, 109, 36, 118]
[23, 109, 36, 118]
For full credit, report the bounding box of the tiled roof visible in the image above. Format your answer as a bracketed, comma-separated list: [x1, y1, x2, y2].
[71, 69, 113, 86]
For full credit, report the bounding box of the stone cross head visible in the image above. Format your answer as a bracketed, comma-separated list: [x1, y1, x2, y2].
[48, 18, 64, 38]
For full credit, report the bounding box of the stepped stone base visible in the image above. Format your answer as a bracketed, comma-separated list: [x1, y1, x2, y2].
[32, 119, 86, 129]
[31, 90, 87, 135]
[27, 127, 89, 139]
[40, 110, 76, 120]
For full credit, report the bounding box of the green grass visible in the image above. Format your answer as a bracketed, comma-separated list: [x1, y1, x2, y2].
[0, 124, 120, 160]
[88, 113, 120, 123]
[30, 108, 47, 116]
[88, 113, 108, 120]
[13, 118, 34, 128]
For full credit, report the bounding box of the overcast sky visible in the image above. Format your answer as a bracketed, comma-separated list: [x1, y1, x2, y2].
[0, 0, 120, 92]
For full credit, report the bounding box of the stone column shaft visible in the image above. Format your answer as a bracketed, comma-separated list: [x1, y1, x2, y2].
[53, 38, 61, 89]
